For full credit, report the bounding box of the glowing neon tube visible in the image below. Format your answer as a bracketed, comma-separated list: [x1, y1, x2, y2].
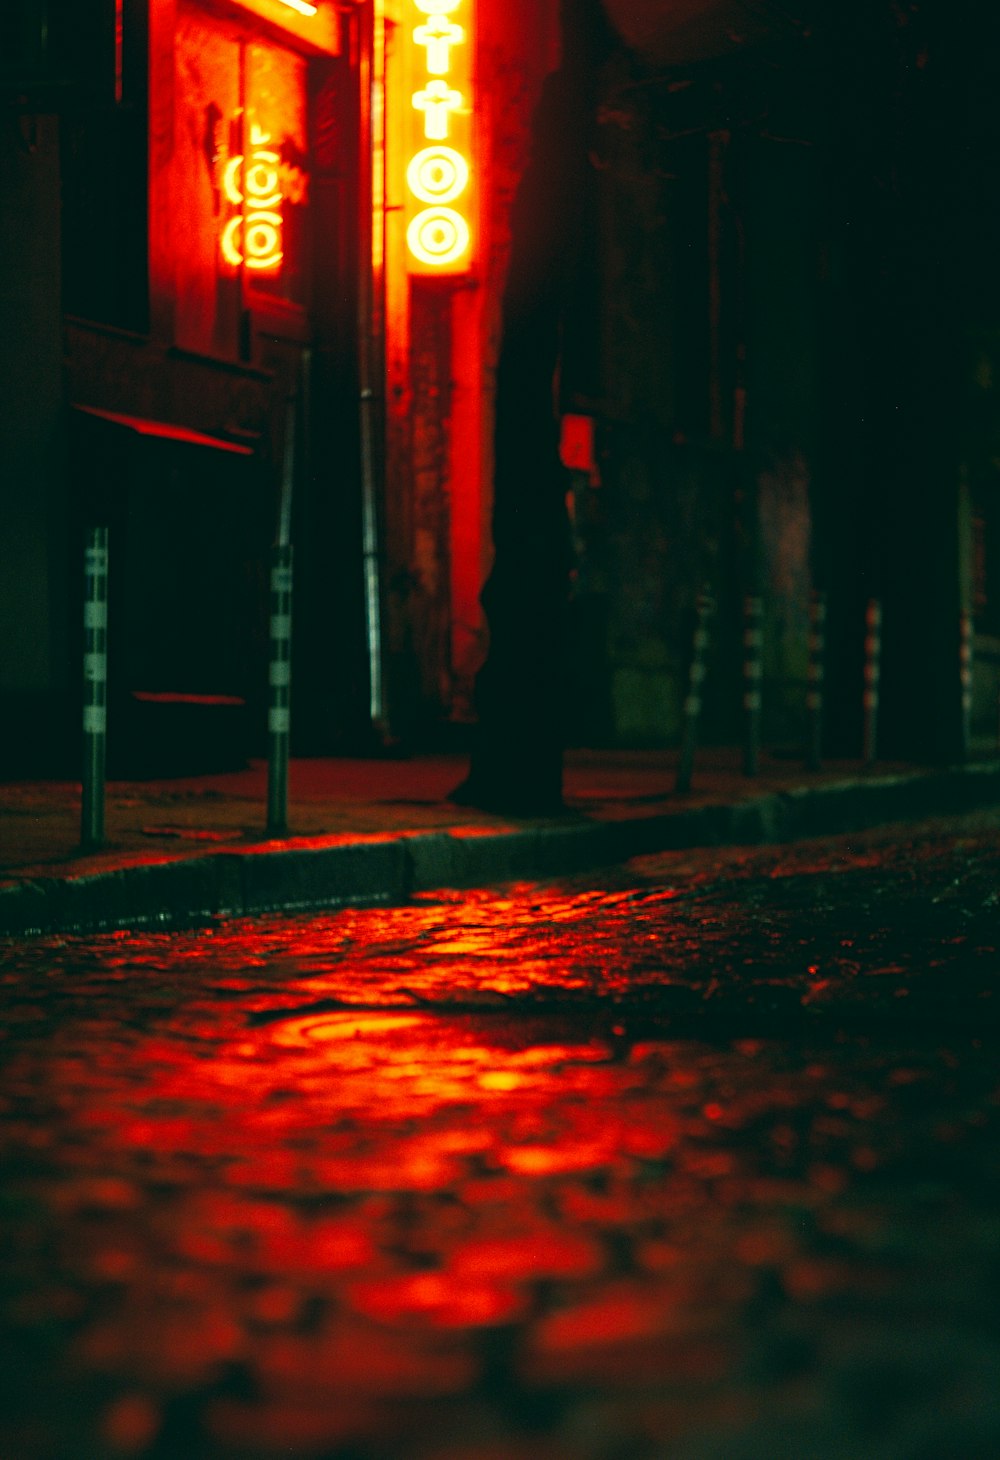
[405, 0, 473, 273]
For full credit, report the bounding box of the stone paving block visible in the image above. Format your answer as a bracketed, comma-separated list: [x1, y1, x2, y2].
[0, 857, 227, 936]
[784, 764, 1000, 842]
[0, 876, 63, 937]
[404, 832, 463, 892]
[527, 821, 616, 878]
[446, 828, 546, 886]
[726, 794, 789, 844]
[238, 835, 410, 915]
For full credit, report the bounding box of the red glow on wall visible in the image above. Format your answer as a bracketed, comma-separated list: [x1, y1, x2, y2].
[559, 414, 599, 483]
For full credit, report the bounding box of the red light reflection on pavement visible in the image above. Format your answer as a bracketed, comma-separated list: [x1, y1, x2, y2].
[2, 842, 999, 1458]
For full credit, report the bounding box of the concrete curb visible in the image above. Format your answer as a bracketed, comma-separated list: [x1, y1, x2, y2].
[2, 762, 999, 938]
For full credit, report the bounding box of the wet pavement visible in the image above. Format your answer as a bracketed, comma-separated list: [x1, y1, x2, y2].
[1, 811, 999, 1459]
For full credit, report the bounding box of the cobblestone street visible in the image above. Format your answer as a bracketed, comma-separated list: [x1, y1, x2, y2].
[2, 812, 999, 1459]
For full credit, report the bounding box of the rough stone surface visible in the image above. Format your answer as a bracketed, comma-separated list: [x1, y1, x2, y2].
[0, 811, 998, 1458]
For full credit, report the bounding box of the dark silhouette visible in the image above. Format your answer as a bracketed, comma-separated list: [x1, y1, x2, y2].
[452, 0, 616, 814]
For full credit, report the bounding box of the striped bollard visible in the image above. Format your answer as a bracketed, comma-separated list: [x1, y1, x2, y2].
[862, 597, 882, 765]
[81, 526, 109, 850]
[806, 590, 826, 771]
[675, 587, 714, 794]
[266, 544, 293, 836]
[959, 608, 973, 762]
[742, 594, 763, 777]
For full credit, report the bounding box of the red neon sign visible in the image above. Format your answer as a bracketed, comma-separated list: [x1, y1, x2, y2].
[218, 80, 309, 283]
[405, 0, 473, 274]
[221, 120, 285, 272]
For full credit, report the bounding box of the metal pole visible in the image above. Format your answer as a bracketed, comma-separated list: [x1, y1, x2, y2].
[81, 526, 108, 850]
[806, 589, 826, 771]
[676, 587, 714, 794]
[357, 0, 390, 742]
[742, 593, 763, 776]
[266, 543, 293, 836]
[862, 597, 881, 765]
[265, 363, 299, 837]
[959, 607, 973, 763]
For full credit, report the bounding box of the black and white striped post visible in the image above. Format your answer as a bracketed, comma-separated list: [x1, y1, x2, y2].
[266, 544, 293, 837]
[81, 526, 109, 850]
[806, 589, 826, 771]
[742, 593, 763, 776]
[959, 607, 973, 762]
[862, 597, 882, 765]
[676, 587, 714, 795]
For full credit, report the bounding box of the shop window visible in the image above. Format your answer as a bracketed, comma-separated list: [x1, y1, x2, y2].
[169, 1, 310, 358]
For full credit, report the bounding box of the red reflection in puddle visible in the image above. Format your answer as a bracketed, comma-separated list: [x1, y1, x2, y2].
[347, 1270, 526, 1328]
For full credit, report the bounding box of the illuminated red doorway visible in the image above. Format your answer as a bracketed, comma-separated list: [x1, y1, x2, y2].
[142, 0, 375, 756]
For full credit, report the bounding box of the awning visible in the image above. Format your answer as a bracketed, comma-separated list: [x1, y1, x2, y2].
[73, 405, 255, 457]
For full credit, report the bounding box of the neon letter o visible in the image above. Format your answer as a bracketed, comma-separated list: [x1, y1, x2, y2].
[407, 206, 470, 267]
[407, 146, 469, 205]
[244, 213, 282, 268]
[245, 160, 280, 200]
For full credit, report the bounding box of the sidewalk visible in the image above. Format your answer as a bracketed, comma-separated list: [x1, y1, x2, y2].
[3, 748, 1000, 937]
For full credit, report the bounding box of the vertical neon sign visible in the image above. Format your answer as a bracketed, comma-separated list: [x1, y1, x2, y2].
[221, 119, 285, 273]
[405, 0, 473, 274]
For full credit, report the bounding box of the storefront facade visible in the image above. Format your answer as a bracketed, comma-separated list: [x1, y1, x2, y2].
[0, 0, 560, 774]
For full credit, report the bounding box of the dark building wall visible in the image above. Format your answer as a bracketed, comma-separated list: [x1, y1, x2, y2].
[0, 114, 71, 773]
[810, 1, 1000, 761]
[571, 46, 826, 750]
[564, 2, 1000, 761]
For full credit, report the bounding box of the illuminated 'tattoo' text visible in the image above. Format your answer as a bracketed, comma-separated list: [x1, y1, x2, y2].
[405, 0, 472, 273]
